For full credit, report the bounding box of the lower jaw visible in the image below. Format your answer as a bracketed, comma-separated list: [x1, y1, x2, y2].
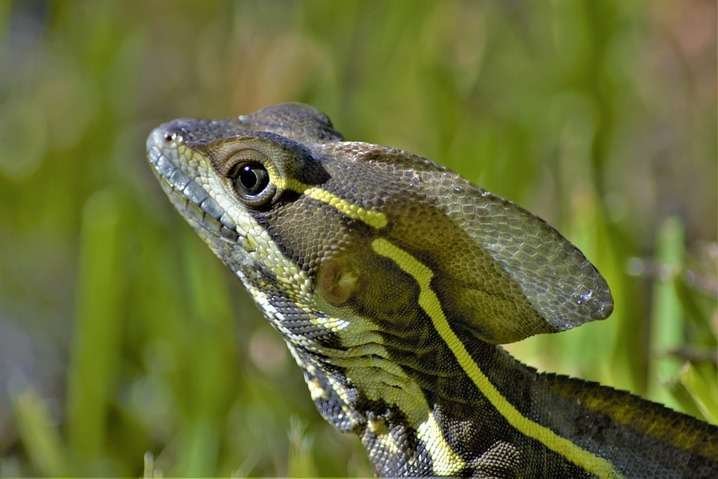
[149, 150, 244, 244]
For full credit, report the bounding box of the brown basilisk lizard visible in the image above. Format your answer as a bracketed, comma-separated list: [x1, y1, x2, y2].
[146, 103, 718, 478]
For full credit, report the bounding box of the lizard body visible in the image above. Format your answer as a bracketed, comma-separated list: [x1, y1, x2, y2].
[147, 103, 718, 478]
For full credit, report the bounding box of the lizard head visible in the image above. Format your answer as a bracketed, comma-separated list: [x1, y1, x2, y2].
[147, 102, 612, 351]
[146, 103, 389, 350]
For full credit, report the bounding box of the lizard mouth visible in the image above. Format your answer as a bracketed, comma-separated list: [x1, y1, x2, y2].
[146, 127, 244, 244]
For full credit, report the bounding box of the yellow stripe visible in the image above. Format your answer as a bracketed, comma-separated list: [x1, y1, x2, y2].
[346, 363, 465, 475]
[370, 238, 621, 479]
[276, 177, 387, 229]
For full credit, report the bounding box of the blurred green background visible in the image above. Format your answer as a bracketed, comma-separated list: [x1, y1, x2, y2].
[0, 0, 716, 476]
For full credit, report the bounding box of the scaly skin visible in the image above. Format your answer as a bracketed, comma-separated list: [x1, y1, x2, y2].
[146, 103, 718, 478]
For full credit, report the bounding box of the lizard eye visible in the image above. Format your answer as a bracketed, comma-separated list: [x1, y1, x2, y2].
[228, 161, 274, 206]
[234, 162, 269, 196]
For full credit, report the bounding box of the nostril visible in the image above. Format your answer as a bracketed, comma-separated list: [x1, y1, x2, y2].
[161, 127, 183, 145]
[150, 119, 196, 150]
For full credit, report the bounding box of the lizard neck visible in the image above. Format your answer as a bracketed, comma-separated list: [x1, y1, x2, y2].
[292, 319, 718, 478]
[419, 334, 718, 478]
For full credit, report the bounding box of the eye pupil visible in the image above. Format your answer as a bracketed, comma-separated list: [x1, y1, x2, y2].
[231, 161, 270, 198]
[240, 165, 258, 189]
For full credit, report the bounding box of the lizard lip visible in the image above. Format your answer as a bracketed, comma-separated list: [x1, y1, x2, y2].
[147, 126, 243, 243]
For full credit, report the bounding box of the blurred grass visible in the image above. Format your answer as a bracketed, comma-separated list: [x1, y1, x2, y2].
[650, 217, 685, 409]
[0, 0, 715, 476]
[66, 190, 124, 474]
[13, 390, 67, 476]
